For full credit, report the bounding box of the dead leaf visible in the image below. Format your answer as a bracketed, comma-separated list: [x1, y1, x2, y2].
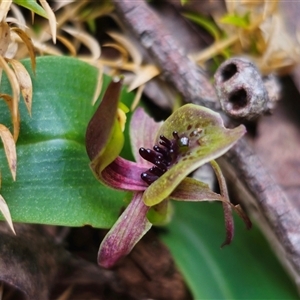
[8, 59, 33, 115]
[32, 40, 63, 56]
[0, 124, 16, 180]
[190, 34, 238, 65]
[54, 0, 76, 11]
[4, 39, 18, 59]
[0, 1, 12, 23]
[131, 83, 144, 110]
[39, 0, 57, 43]
[107, 32, 142, 68]
[0, 22, 11, 56]
[0, 56, 20, 141]
[56, 34, 77, 56]
[0, 194, 15, 234]
[0, 93, 20, 146]
[10, 3, 27, 31]
[11, 27, 36, 74]
[127, 64, 160, 92]
[63, 26, 101, 61]
[102, 42, 129, 64]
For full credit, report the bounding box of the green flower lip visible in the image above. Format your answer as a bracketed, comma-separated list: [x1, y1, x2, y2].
[86, 80, 249, 268]
[142, 104, 246, 206]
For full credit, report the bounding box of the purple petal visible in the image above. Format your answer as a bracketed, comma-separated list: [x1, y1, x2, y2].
[91, 156, 148, 191]
[209, 160, 234, 247]
[171, 177, 224, 202]
[171, 176, 251, 246]
[233, 204, 252, 230]
[98, 192, 151, 268]
[221, 202, 234, 247]
[130, 107, 163, 165]
[86, 78, 123, 160]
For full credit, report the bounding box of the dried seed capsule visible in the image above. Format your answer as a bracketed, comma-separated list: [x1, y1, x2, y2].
[214, 57, 278, 120]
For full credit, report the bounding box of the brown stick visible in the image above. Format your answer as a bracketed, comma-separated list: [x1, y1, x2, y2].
[112, 0, 300, 279]
[112, 0, 219, 110]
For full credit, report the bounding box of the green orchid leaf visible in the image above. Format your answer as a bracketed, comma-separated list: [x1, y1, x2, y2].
[13, 0, 48, 18]
[183, 12, 222, 40]
[0, 56, 135, 227]
[161, 201, 298, 299]
[142, 104, 246, 206]
[220, 13, 250, 29]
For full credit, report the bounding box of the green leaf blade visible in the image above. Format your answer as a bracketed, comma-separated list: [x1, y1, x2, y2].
[161, 201, 299, 299]
[3, 139, 124, 227]
[183, 12, 222, 40]
[13, 0, 48, 18]
[0, 56, 135, 227]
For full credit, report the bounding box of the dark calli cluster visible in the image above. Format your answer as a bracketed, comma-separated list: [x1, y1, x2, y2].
[139, 131, 189, 185]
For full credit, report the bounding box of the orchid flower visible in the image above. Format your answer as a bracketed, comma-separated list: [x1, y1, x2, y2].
[86, 78, 251, 268]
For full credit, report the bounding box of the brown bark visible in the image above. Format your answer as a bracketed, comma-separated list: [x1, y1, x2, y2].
[112, 0, 300, 282]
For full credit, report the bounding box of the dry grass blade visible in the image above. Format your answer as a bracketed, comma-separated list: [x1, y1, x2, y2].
[54, 0, 76, 11]
[0, 194, 15, 234]
[218, 0, 298, 74]
[108, 31, 142, 68]
[10, 3, 26, 30]
[39, 0, 57, 43]
[103, 42, 129, 64]
[258, 15, 297, 74]
[128, 64, 160, 92]
[0, 0, 12, 22]
[99, 59, 137, 72]
[63, 26, 101, 60]
[11, 27, 36, 74]
[56, 1, 86, 29]
[8, 59, 32, 114]
[5, 17, 27, 28]
[191, 34, 239, 64]
[56, 285, 73, 300]
[131, 83, 144, 111]
[0, 94, 20, 146]
[33, 40, 62, 56]
[5, 40, 18, 60]
[57, 35, 77, 56]
[0, 56, 20, 141]
[92, 65, 103, 105]
[0, 22, 11, 56]
[0, 124, 16, 181]
[81, 3, 114, 21]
